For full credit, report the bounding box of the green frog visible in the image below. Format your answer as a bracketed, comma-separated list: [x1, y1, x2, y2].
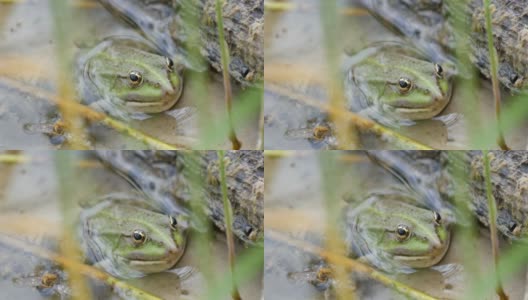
[23, 37, 192, 144]
[343, 189, 451, 273]
[77, 37, 184, 121]
[79, 193, 189, 279]
[279, 187, 451, 292]
[345, 44, 454, 126]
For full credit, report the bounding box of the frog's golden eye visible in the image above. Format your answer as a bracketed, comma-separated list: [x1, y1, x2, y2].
[132, 230, 146, 244]
[129, 71, 143, 86]
[169, 216, 178, 230]
[398, 77, 412, 93]
[396, 225, 410, 241]
[166, 57, 174, 72]
[434, 63, 444, 78]
[433, 211, 442, 225]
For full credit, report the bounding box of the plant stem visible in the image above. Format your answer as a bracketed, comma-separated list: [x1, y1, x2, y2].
[218, 150, 241, 300]
[215, 0, 241, 150]
[482, 150, 508, 300]
[483, 0, 510, 150]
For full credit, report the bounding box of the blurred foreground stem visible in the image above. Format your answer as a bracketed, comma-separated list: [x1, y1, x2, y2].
[49, 1, 85, 150]
[320, 0, 356, 148]
[54, 152, 91, 300]
[482, 151, 508, 300]
[218, 150, 241, 300]
[483, 0, 509, 150]
[216, 0, 241, 150]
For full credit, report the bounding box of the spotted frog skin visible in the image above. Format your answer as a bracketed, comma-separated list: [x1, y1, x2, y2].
[344, 189, 451, 273]
[79, 193, 188, 279]
[345, 44, 453, 126]
[78, 37, 183, 120]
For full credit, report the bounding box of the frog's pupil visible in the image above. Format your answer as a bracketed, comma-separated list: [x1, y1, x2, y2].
[244, 225, 253, 237]
[435, 63, 443, 75]
[133, 230, 144, 241]
[509, 222, 517, 232]
[130, 73, 140, 82]
[170, 216, 178, 227]
[399, 78, 410, 88]
[434, 211, 442, 223]
[396, 225, 409, 237]
[166, 57, 174, 70]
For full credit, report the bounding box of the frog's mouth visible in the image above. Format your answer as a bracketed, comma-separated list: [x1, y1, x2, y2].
[122, 87, 183, 113]
[384, 96, 444, 109]
[391, 234, 451, 268]
[383, 95, 450, 120]
[124, 247, 185, 272]
[120, 78, 183, 113]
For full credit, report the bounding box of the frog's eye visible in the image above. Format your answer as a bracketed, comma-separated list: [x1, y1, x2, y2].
[434, 63, 444, 78]
[509, 222, 521, 236]
[433, 211, 442, 225]
[166, 57, 174, 72]
[169, 216, 178, 230]
[244, 225, 258, 241]
[398, 77, 412, 93]
[129, 71, 143, 86]
[132, 230, 146, 244]
[395, 225, 410, 241]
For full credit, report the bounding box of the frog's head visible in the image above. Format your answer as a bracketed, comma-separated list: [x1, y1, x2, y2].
[81, 200, 188, 278]
[111, 211, 188, 275]
[379, 60, 453, 120]
[85, 45, 183, 114]
[349, 197, 450, 272]
[351, 48, 454, 121]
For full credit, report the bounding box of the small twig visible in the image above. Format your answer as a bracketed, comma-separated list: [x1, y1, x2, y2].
[266, 84, 433, 150]
[267, 230, 438, 300]
[257, 96, 264, 150]
[263, 150, 366, 163]
[0, 76, 192, 150]
[483, 0, 510, 150]
[0, 0, 98, 8]
[217, 150, 241, 300]
[524, 271, 528, 300]
[0, 154, 103, 170]
[0, 153, 30, 164]
[264, 1, 369, 16]
[215, 0, 241, 150]
[482, 151, 509, 300]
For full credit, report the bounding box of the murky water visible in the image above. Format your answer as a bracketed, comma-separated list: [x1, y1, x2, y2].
[0, 1, 259, 150]
[0, 151, 262, 299]
[264, 151, 526, 299]
[263, 0, 528, 150]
